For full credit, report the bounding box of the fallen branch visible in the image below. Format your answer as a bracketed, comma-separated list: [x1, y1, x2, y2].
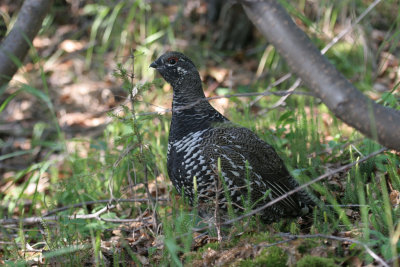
[44, 198, 168, 216]
[1, 197, 166, 226]
[0, 205, 113, 226]
[0, 209, 153, 226]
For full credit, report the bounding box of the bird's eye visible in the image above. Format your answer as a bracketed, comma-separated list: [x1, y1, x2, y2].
[167, 57, 178, 65]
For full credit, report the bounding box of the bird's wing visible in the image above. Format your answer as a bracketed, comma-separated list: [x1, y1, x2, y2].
[200, 126, 303, 213]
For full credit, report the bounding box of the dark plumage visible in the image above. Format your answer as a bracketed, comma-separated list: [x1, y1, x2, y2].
[150, 51, 314, 223]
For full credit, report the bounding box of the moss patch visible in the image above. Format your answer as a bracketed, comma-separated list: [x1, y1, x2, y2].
[238, 246, 288, 267]
[296, 255, 337, 267]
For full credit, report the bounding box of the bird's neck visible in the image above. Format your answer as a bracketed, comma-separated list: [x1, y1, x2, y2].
[170, 81, 228, 140]
[171, 74, 206, 107]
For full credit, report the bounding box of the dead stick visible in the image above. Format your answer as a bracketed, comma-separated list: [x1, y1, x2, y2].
[43, 198, 168, 216]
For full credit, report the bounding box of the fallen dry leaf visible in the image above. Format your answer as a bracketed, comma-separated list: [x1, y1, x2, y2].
[59, 39, 85, 53]
[390, 190, 400, 208]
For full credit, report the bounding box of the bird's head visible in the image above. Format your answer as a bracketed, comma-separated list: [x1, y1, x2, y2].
[150, 51, 199, 87]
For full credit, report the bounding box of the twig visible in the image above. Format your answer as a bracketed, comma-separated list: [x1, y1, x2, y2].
[0, 241, 14, 245]
[257, 77, 302, 116]
[43, 198, 168, 216]
[100, 216, 153, 223]
[320, 0, 382, 55]
[98, 90, 313, 124]
[132, 90, 315, 118]
[267, 78, 301, 109]
[277, 233, 389, 267]
[1, 205, 112, 226]
[74, 205, 113, 219]
[192, 147, 387, 232]
[249, 73, 293, 106]
[256, 237, 297, 249]
[1, 197, 167, 226]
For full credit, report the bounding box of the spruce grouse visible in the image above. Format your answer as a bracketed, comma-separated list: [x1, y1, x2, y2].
[150, 51, 314, 223]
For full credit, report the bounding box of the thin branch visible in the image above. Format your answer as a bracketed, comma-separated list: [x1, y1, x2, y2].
[1, 197, 166, 226]
[248, 0, 381, 107]
[249, 73, 293, 106]
[74, 205, 113, 220]
[0, 208, 149, 225]
[257, 77, 302, 116]
[0, 206, 113, 226]
[320, 0, 382, 54]
[132, 90, 315, 118]
[267, 78, 301, 109]
[43, 198, 168, 216]
[100, 216, 153, 223]
[256, 237, 297, 248]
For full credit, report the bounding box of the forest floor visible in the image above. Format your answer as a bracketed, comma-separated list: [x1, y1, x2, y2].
[1, 0, 400, 266]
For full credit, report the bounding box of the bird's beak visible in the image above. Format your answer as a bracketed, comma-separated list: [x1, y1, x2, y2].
[150, 61, 158, 69]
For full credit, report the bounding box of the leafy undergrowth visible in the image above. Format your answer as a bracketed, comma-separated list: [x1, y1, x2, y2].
[2, 78, 399, 265]
[1, 0, 400, 266]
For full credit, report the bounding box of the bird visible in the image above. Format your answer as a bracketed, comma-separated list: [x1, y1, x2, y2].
[150, 51, 315, 223]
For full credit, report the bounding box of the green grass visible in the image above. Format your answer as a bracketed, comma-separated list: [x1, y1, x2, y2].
[1, 0, 399, 266]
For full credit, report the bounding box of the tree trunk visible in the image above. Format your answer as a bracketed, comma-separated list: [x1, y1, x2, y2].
[206, 0, 254, 50]
[0, 0, 52, 88]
